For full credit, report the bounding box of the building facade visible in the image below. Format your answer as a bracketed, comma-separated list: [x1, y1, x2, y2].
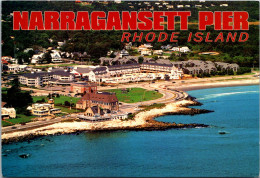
[76, 92, 119, 113]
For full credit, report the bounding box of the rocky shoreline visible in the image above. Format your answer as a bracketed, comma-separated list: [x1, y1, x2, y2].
[2, 99, 213, 144]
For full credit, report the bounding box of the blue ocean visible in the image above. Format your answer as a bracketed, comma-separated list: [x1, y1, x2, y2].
[2, 85, 259, 177]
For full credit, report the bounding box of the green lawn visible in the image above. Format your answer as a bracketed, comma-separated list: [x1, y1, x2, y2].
[2, 114, 36, 127]
[55, 106, 82, 113]
[33, 95, 80, 105]
[105, 88, 163, 103]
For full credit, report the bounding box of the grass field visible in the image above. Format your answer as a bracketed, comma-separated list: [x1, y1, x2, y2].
[105, 88, 163, 103]
[1, 114, 36, 127]
[55, 106, 82, 113]
[33, 95, 80, 105]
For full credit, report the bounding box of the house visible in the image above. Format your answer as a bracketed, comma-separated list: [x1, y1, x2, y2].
[70, 82, 98, 94]
[31, 53, 44, 64]
[161, 44, 172, 50]
[51, 52, 63, 63]
[166, 5, 174, 9]
[220, 4, 228, 7]
[144, 43, 153, 48]
[141, 49, 152, 56]
[76, 92, 119, 112]
[171, 46, 190, 53]
[138, 45, 148, 52]
[177, 5, 184, 8]
[23, 48, 34, 53]
[1, 59, 10, 65]
[125, 42, 132, 50]
[195, 4, 202, 8]
[153, 50, 163, 55]
[57, 41, 65, 46]
[8, 64, 28, 73]
[1, 108, 16, 119]
[27, 99, 61, 117]
[119, 49, 129, 58]
[180, 46, 190, 53]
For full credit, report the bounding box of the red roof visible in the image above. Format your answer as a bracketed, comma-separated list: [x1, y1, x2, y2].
[78, 92, 118, 104]
[1, 59, 9, 64]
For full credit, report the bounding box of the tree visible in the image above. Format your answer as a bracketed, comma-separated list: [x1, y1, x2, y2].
[138, 56, 144, 64]
[17, 52, 30, 64]
[6, 79, 33, 113]
[43, 51, 52, 63]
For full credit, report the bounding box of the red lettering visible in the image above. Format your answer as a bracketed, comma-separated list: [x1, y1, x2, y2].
[238, 32, 249, 42]
[28, 11, 44, 30]
[122, 11, 137, 30]
[45, 11, 60, 30]
[106, 11, 121, 30]
[91, 11, 106, 30]
[165, 12, 177, 30]
[138, 12, 152, 30]
[205, 32, 213, 42]
[199, 12, 213, 30]
[75, 12, 90, 30]
[223, 11, 233, 30]
[158, 32, 168, 42]
[170, 32, 179, 42]
[194, 32, 203, 42]
[187, 32, 192, 42]
[145, 32, 155, 42]
[153, 11, 164, 30]
[226, 32, 237, 42]
[121, 32, 131, 42]
[133, 32, 143, 42]
[214, 32, 224, 42]
[234, 11, 249, 30]
[178, 11, 190, 30]
[60, 11, 75, 30]
[214, 11, 222, 30]
[13, 11, 28, 30]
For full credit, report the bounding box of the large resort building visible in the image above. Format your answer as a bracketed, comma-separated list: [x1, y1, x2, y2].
[19, 69, 74, 87]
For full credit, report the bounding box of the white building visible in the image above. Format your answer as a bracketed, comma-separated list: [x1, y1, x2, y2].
[31, 53, 44, 64]
[8, 64, 28, 73]
[141, 49, 152, 56]
[2, 108, 16, 119]
[153, 50, 163, 55]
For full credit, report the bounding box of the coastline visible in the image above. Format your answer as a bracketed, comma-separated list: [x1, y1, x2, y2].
[2, 78, 259, 144]
[172, 78, 259, 91]
[1, 99, 211, 144]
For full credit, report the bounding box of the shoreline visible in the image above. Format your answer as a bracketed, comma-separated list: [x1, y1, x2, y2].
[2, 99, 212, 144]
[173, 78, 259, 92]
[2, 81, 258, 144]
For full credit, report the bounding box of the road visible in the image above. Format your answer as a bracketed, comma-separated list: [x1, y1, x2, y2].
[1, 117, 63, 134]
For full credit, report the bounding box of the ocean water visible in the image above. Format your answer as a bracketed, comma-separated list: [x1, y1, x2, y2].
[2, 85, 259, 177]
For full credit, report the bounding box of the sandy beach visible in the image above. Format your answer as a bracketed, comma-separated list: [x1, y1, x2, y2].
[175, 78, 259, 91]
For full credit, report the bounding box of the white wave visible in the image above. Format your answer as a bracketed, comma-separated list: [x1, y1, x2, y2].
[198, 91, 259, 100]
